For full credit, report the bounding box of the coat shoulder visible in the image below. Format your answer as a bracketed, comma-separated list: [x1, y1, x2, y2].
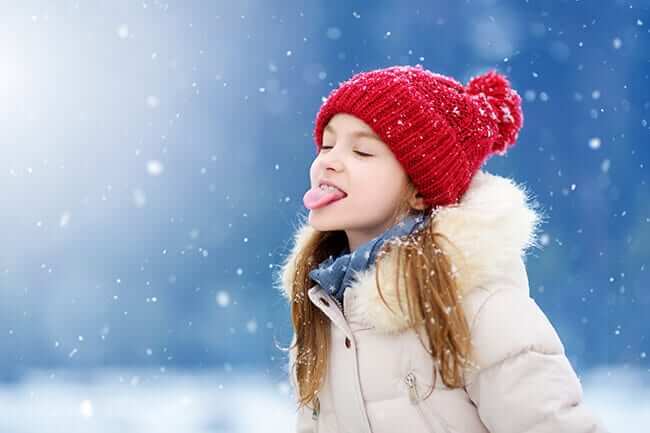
[462, 285, 565, 376]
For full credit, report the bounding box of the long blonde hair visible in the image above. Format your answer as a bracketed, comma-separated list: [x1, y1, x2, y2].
[282, 179, 473, 410]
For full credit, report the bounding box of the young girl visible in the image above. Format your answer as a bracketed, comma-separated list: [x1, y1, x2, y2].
[275, 65, 608, 433]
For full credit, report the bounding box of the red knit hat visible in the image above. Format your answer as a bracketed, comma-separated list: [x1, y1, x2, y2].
[313, 64, 523, 208]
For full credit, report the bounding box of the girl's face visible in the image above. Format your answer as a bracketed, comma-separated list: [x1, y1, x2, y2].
[308, 113, 411, 252]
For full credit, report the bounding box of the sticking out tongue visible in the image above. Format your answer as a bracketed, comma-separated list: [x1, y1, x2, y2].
[303, 186, 347, 210]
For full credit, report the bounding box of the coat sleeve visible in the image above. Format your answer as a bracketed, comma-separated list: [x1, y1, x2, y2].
[288, 333, 315, 433]
[463, 288, 610, 433]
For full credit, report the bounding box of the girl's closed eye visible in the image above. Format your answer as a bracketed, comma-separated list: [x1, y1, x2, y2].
[321, 145, 373, 157]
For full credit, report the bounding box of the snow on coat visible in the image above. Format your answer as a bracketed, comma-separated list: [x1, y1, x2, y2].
[278, 170, 609, 433]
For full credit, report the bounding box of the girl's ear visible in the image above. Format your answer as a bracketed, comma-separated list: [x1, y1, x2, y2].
[409, 191, 427, 211]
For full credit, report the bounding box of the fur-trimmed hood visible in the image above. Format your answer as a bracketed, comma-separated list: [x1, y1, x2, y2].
[275, 170, 545, 334]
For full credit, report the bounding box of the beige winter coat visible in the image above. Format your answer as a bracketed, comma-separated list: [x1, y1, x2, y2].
[278, 170, 609, 433]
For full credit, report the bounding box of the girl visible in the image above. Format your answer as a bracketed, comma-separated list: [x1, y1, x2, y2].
[275, 65, 608, 433]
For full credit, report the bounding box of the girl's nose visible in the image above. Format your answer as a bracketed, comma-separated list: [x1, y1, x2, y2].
[318, 148, 344, 170]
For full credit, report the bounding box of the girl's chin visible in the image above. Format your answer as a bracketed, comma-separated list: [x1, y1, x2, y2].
[308, 210, 346, 230]
[309, 221, 345, 232]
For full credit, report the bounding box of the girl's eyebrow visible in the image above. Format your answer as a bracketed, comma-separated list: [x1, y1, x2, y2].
[324, 124, 380, 141]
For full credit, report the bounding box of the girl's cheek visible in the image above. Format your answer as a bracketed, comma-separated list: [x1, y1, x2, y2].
[309, 160, 319, 178]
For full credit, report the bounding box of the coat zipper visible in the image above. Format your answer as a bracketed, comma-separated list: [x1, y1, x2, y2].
[330, 294, 345, 317]
[328, 294, 345, 317]
[405, 372, 452, 433]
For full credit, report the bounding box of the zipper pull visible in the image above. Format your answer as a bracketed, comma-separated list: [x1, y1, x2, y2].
[405, 372, 419, 404]
[311, 396, 320, 420]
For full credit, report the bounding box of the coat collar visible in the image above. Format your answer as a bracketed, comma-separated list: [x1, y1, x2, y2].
[276, 170, 544, 334]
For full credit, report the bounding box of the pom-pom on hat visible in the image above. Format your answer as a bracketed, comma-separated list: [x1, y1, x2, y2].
[313, 64, 524, 208]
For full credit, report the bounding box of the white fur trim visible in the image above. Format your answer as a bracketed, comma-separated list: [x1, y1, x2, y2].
[275, 170, 545, 333]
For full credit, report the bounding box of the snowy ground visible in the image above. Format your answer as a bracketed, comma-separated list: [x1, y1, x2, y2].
[0, 364, 645, 432]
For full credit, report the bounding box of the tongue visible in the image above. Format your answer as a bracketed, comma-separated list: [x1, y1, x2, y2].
[303, 186, 347, 210]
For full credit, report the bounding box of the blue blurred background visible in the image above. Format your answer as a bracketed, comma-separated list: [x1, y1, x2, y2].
[0, 0, 648, 431]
